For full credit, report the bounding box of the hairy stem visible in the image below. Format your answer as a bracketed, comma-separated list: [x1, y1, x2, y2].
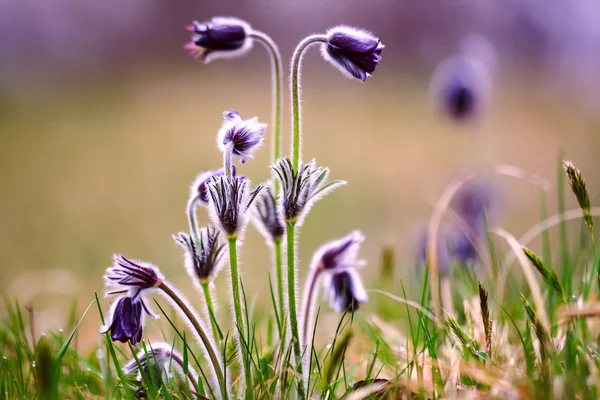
[201, 281, 221, 342]
[186, 195, 201, 243]
[290, 35, 328, 173]
[223, 143, 234, 180]
[274, 237, 285, 334]
[286, 221, 306, 399]
[158, 281, 226, 399]
[250, 31, 283, 195]
[301, 267, 322, 344]
[227, 237, 252, 393]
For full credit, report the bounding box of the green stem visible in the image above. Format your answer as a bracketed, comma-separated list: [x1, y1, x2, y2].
[274, 238, 285, 333]
[250, 31, 283, 195]
[201, 281, 221, 342]
[286, 221, 306, 399]
[290, 35, 328, 173]
[227, 237, 252, 392]
[158, 281, 226, 399]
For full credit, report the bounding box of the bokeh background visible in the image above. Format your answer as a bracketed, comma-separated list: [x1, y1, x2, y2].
[2, 1, 600, 349]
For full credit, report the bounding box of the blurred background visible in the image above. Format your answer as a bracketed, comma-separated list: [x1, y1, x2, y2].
[1, 0, 600, 349]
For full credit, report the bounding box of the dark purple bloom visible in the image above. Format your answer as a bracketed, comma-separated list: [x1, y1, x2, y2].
[207, 175, 264, 237]
[311, 231, 365, 272]
[217, 110, 266, 163]
[273, 158, 346, 225]
[191, 166, 236, 206]
[100, 295, 156, 346]
[252, 185, 285, 242]
[321, 26, 384, 82]
[101, 255, 162, 346]
[184, 17, 252, 63]
[174, 227, 225, 284]
[324, 270, 367, 313]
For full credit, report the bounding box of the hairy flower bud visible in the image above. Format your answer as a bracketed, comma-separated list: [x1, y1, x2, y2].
[252, 185, 285, 242]
[184, 17, 252, 63]
[321, 26, 384, 82]
[174, 227, 225, 284]
[190, 166, 236, 206]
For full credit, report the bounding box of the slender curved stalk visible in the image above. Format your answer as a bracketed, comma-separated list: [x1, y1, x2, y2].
[201, 281, 221, 342]
[290, 35, 328, 172]
[224, 143, 234, 180]
[274, 237, 285, 330]
[227, 237, 252, 392]
[301, 267, 321, 344]
[250, 31, 283, 194]
[186, 195, 201, 243]
[157, 281, 226, 399]
[166, 350, 201, 395]
[286, 221, 306, 399]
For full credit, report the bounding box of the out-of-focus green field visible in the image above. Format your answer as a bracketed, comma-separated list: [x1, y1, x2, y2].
[1, 62, 598, 348]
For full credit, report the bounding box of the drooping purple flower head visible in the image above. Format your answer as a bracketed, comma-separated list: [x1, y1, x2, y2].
[184, 17, 253, 63]
[252, 184, 285, 242]
[310, 230, 365, 272]
[206, 175, 265, 238]
[323, 270, 367, 313]
[174, 226, 225, 284]
[321, 26, 384, 82]
[190, 166, 236, 206]
[100, 296, 153, 346]
[273, 158, 346, 226]
[100, 255, 162, 346]
[217, 110, 266, 163]
[450, 180, 496, 232]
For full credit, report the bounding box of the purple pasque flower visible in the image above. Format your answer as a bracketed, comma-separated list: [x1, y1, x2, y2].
[190, 166, 236, 206]
[173, 226, 225, 284]
[273, 158, 346, 226]
[206, 175, 265, 238]
[311, 231, 367, 313]
[251, 184, 285, 242]
[100, 255, 162, 346]
[217, 110, 267, 164]
[324, 270, 367, 313]
[321, 26, 384, 82]
[184, 17, 252, 63]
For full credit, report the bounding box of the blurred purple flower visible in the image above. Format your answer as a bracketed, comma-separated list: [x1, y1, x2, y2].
[413, 225, 452, 276]
[321, 26, 384, 82]
[252, 185, 285, 242]
[217, 110, 266, 164]
[324, 270, 367, 313]
[184, 17, 252, 63]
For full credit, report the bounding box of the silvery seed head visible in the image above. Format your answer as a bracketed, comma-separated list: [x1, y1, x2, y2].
[273, 158, 346, 225]
[252, 184, 285, 242]
[323, 270, 367, 313]
[184, 17, 253, 63]
[207, 175, 265, 238]
[100, 255, 162, 346]
[174, 227, 225, 284]
[190, 166, 236, 206]
[217, 110, 267, 164]
[321, 26, 384, 82]
[124, 342, 197, 389]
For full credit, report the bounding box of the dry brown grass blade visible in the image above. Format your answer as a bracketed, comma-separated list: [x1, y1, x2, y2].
[492, 227, 550, 331]
[558, 302, 600, 324]
[427, 164, 550, 324]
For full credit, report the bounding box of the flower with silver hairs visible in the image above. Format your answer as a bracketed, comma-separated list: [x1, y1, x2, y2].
[321, 26, 384, 82]
[311, 231, 367, 313]
[207, 175, 265, 238]
[184, 17, 253, 63]
[190, 166, 236, 206]
[217, 110, 266, 164]
[252, 184, 285, 242]
[100, 255, 162, 346]
[174, 226, 225, 284]
[124, 342, 198, 390]
[273, 158, 346, 225]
